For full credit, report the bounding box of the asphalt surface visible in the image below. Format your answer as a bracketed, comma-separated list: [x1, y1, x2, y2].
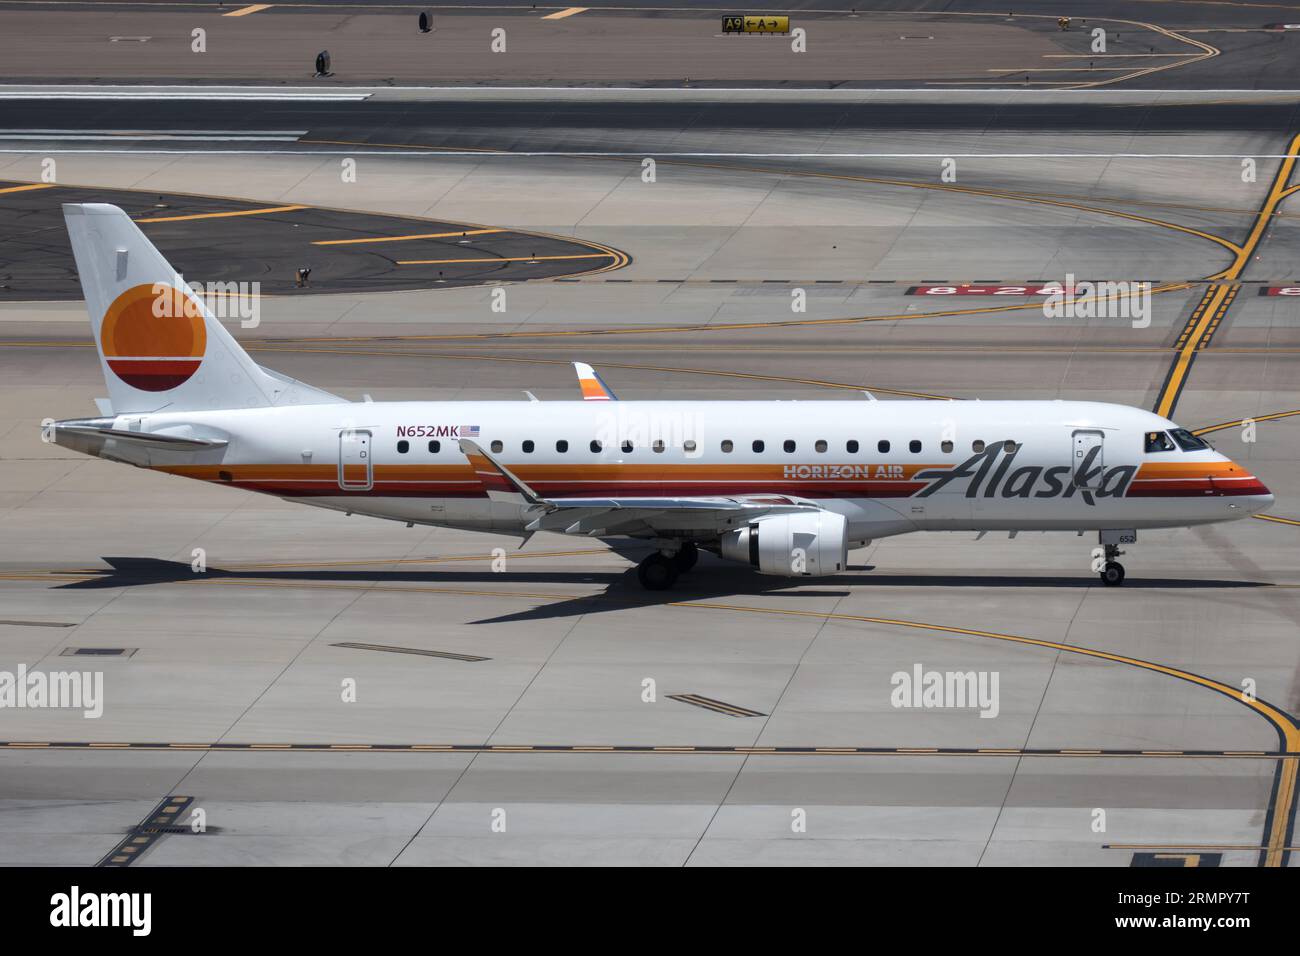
[0, 182, 627, 299]
[0, 1, 1297, 89]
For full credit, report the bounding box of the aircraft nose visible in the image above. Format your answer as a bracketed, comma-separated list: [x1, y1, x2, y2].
[1229, 464, 1273, 513]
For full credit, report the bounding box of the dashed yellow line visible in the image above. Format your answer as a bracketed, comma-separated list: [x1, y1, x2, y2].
[223, 3, 272, 16]
[2, 742, 1289, 759]
[542, 6, 588, 19]
[135, 204, 307, 224]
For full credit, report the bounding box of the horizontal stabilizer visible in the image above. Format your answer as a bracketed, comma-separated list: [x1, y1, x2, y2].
[54, 424, 228, 450]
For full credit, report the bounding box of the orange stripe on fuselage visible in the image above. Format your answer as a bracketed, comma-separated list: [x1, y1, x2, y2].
[156, 462, 944, 483]
[1134, 461, 1251, 479]
[148, 458, 1270, 501]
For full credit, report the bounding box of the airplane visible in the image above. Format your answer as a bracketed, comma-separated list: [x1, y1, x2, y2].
[49, 203, 1274, 590]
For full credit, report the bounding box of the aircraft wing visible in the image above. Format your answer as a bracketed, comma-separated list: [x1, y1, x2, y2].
[458, 438, 817, 537]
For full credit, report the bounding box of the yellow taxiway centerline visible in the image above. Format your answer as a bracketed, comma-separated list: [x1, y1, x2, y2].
[0, 183, 57, 195]
[1155, 132, 1300, 419]
[135, 204, 307, 224]
[223, 3, 272, 16]
[1255, 514, 1300, 527]
[397, 253, 613, 266]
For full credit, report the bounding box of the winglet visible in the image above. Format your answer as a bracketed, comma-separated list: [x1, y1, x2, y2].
[459, 438, 548, 507]
[574, 362, 617, 401]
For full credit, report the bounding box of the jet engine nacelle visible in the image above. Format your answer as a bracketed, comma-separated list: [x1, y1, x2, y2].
[719, 510, 849, 577]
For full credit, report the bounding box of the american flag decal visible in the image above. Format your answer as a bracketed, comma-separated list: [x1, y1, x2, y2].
[461, 425, 480, 437]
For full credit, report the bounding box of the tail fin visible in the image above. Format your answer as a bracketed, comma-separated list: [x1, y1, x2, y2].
[62, 203, 339, 414]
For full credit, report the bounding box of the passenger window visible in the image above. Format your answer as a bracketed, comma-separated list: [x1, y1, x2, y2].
[783, 440, 796, 453]
[683, 440, 697, 453]
[397, 440, 409, 454]
[621, 440, 633, 454]
[909, 440, 922, 453]
[556, 440, 568, 453]
[428, 440, 440, 454]
[972, 440, 985, 453]
[941, 440, 953, 453]
[721, 440, 734, 453]
[1003, 440, 1017, 453]
[752, 440, 765, 453]
[815, 440, 828, 453]
[846, 440, 859, 454]
[522, 440, 534, 453]
[590, 440, 602, 453]
[1145, 431, 1176, 453]
[490, 440, 503, 453]
[878, 440, 890, 453]
[653, 439, 665, 453]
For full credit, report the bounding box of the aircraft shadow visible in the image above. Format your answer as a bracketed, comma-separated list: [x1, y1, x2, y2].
[58, 556, 1274, 626]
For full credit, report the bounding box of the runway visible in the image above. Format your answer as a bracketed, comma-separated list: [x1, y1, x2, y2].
[1, 86, 1298, 866]
[3, 0, 1300, 90]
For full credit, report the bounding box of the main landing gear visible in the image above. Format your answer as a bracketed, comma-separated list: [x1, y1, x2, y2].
[637, 541, 698, 591]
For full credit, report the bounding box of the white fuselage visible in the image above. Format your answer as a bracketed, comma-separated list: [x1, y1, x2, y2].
[61, 398, 1273, 544]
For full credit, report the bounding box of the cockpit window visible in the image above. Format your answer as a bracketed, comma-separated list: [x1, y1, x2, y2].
[1169, 427, 1210, 452]
[1144, 431, 1176, 453]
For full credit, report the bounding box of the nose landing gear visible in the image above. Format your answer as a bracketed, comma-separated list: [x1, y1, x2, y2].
[1099, 553, 1126, 587]
[1095, 530, 1135, 587]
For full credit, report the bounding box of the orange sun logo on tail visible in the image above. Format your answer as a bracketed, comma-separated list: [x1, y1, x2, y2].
[101, 283, 207, 391]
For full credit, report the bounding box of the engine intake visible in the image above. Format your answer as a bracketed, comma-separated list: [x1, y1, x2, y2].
[719, 510, 849, 577]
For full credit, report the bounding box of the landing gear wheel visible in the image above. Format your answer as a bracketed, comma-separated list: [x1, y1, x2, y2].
[637, 553, 679, 591]
[671, 542, 698, 573]
[1099, 561, 1126, 587]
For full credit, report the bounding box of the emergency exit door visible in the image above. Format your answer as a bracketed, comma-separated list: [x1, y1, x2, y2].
[1071, 429, 1104, 488]
[338, 429, 373, 491]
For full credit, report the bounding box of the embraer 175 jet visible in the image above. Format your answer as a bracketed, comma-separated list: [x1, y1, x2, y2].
[52, 203, 1274, 590]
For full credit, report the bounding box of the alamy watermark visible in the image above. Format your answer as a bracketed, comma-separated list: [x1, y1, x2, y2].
[0, 665, 103, 718]
[153, 276, 261, 329]
[1042, 273, 1152, 329]
[890, 663, 1000, 718]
